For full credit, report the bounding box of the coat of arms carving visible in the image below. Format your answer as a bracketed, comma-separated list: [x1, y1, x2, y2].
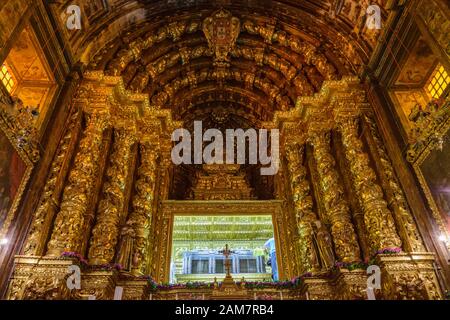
[203, 9, 241, 67]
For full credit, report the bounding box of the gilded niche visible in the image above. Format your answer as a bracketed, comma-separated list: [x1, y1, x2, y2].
[187, 164, 256, 200]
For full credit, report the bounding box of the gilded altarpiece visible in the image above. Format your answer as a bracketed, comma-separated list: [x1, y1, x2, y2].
[4, 74, 445, 300]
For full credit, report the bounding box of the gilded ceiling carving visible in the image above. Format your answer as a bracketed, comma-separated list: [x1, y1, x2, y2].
[51, 0, 388, 127]
[203, 9, 241, 67]
[149, 67, 293, 110]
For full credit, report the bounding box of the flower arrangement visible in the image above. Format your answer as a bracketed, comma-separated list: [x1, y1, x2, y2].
[61, 251, 88, 265]
[146, 276, 308, 292]
[240, 276, 303, 290]
[150, 281, 215, 291]
[60, 252, 123, 271]
[90, 263, 123, 271]
[332, 247, 402, 273]
[334, 261, 369, 271]
[375, 247, 402, 255]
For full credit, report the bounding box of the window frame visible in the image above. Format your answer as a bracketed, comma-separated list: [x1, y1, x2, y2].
[426, 64, 450, 100]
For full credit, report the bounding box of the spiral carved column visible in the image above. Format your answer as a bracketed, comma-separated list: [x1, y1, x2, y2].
[23, 108, 81, 256]
[338, 117, 402, 253]
[364, 115, 425, 252]
[46, 113, 109, 256]
[285, 144, 320, 273]
[126, 143, 157, 276]
[309, 130, 361, 263]
[88, 129, 136, 265]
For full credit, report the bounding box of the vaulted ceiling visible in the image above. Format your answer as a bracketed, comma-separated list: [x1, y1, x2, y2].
[49, 0, 388, 128]
[46, 0, 390, 199]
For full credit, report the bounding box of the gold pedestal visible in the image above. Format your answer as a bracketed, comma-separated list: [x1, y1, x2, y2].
[6, 256, 75, 300]
[118, 277, 151, 300]
[333, 269, 367, 300]
[376, 252, 443, 300]
[78, 270, 118, 300]
[211, 274, 248, 300]
[299, 270, 367, 300]
[300, 276, 334, 300]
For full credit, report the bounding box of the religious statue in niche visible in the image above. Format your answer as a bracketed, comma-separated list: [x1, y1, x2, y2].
[312, 220, 336, 270]
[116, 220, 135, 271]
[0, 130, 26, 229]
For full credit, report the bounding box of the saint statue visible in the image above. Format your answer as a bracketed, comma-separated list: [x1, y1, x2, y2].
[313, 220, 336, 270]
[116, 221, 135, 271]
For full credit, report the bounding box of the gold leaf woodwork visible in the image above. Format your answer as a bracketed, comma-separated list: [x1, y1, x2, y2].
[285, 144, 320, 273]
[88, 129, 136, 264]
[338, 117, 402, 253]
[203, 9, 240, 67]
[23, 107, 81, 255]
[126, 143, 157, 275]
[309, 130, 361, 263]
[46, 113, 109, 256]
[365, 115, 426, 252]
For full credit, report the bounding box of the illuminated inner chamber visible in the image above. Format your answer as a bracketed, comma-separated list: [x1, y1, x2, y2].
[171, 215, 275, 283]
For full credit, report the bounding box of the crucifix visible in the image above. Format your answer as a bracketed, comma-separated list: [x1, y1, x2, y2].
[220, 244, 234, 277]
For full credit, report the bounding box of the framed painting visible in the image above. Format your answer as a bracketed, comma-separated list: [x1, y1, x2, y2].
[0, 87, 38, 240]
[407, 99, 450, 243]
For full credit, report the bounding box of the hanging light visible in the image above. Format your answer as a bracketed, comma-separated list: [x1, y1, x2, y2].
[0, 238, 8, 245]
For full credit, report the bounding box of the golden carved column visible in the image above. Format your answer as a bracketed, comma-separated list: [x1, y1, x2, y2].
[151, 154, 172, 282]
[46, 112, 109, 256]
[309, 130, 361, 263]
[126, 143, 157, 276]
[277, 164, 301, 278]
[285, 144, 320, 273]
[338, 117, 402, 253]
[23, 108, 81, 256]
[88, 129, 136, 265]
[273, 160, 299, 278]
[364, 115, 425, 252]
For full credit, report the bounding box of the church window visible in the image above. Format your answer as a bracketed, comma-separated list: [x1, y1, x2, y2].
[191, 258, 210, 274]
[215, 258, 225, 273]
[239, 258, 258, 273]
[427, 64, 450, 99]
[0, 63, 15, 93]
